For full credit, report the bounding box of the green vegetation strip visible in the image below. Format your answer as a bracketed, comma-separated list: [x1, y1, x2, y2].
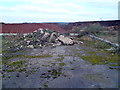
[81, 52, 119, 65]
[7, 68, 27, 72]
[3, 54, 52, 60]
[74, 36, 119, 66]
[2, 49, 28, 54]
[9, 60, 27, 66]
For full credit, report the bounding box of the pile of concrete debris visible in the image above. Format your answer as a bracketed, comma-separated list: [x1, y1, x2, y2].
[19, 28, 83, 49]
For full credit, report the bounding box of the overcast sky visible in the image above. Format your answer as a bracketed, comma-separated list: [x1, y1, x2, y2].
[0, 0, 119, 23]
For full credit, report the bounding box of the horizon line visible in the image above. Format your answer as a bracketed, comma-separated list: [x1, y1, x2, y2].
[0, 19, 119, 24]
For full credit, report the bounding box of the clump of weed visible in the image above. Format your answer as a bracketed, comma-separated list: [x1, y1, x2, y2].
[9, 60, 26, 66]
[44, 84, 48, 88]
[23, 54, 52, 58]
[70, 68, 75, 70]
[7, 69, 15, 72]
[51, 63, 56, 66]
[25, 74, 29, 77]
[59, 62, 66, 66]
[51, 69, 63, 78]
[42, 64, 50, 67]
[17, 68, 26, 72]
[69, 61, 73, 64]
[3, 55, 23, 60]
[40, 68, 63, 80]
[3, 54, 52, 60]
[56, 55, 64, 61]
[81, 55, 103, 65]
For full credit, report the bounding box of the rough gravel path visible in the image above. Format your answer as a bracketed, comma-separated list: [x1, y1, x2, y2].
[2, 44, 119, 88]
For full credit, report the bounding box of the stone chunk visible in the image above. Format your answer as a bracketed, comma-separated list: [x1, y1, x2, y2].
[57, 35, 74, 45]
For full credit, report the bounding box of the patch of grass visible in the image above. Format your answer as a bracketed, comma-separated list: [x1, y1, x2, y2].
[24, 64, 29, 67]
[81, 55, 103, 65]
[84, 40, 97, 46]
[3, 55, 22, 60]
[42, 64, 50, 67]
[56, 55, 64, 61]
[76, 44, 119, 66]
[7, 69, 15, 72]
[69, 61, 73, 64]
[109, 64, 118, 66]
[0, 61, 2, 66]
[17, 68, 26, 72]
[58, 67, 62, 70]
[40, 76, 48, 78]
[94, 41, 112, 49]
[87, 51, 95, 55]
[23, 54, 52, 58]
[3, 54, 52, 60]
[2, 60, 8, 65]
[2, 50, 13, 54]
[105, 55, 119, 63]
[44, 84, 48, 88]
[7, 67, 27, 72]
[51, 69, 63, 77]
[40, 68, 63, 80]
[59, 62, 66, 66]
[81, 37, 113, 50]
[51, 63, 56, 66]
[97, 50, 108, 54]
[81, 52, 119, 65]
[9, 60, 26, 66]
[27, 70, 36, 74]
[2, 48, 24, 54]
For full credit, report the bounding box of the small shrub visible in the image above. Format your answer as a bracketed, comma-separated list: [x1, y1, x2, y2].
[85, 23, 105, 34]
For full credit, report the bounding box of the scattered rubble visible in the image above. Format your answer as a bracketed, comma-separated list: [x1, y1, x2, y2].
[9, 28, 83, 50]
